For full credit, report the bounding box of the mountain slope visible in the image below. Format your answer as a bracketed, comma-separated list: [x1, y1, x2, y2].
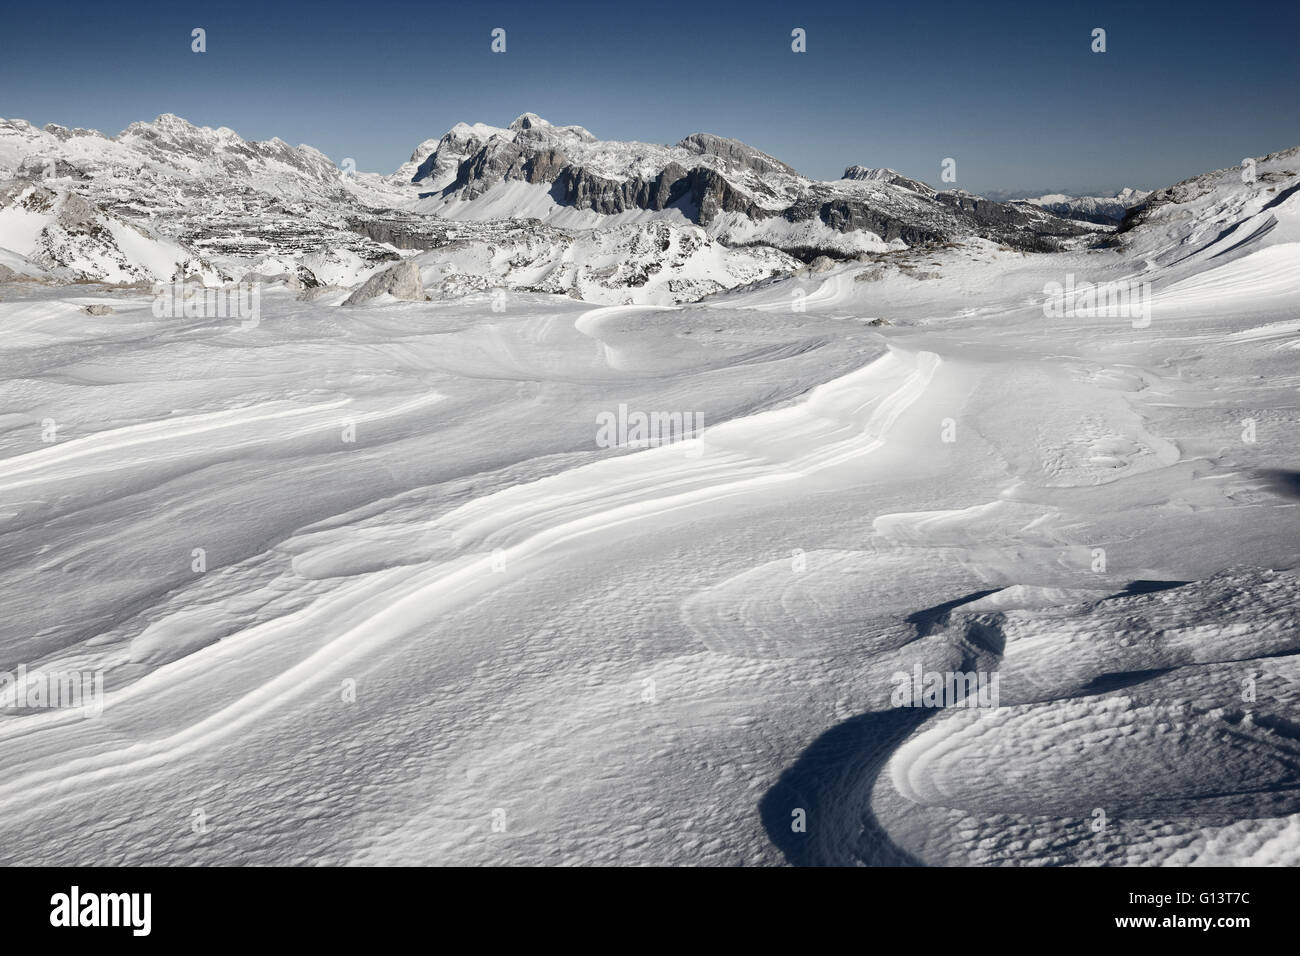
[1114, 146, 1300, 276]
[1019, 187, 1150, 226]
[0, 181, 212, 283]
[403, 113, 1091, 254]
[3, 112, 1293, 306]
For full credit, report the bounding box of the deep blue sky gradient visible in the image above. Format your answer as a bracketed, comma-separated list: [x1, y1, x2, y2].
[2, 0, 1296, 194]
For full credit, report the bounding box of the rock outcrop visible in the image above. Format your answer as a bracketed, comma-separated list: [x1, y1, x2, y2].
[342, 260, 423, 305]
[409, 113, 1090, 252]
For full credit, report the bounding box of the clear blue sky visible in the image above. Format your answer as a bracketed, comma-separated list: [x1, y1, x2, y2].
[2, 0, 1296, 194]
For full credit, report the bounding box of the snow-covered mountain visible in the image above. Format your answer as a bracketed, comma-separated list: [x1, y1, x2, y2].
[0, 115, 408, 285]
[0, 114, 361, 202]
[1116, 147, 1300, 263]
[0, 112, 1289, 311]
[0, 181, 214, 284]
[841, 165, 937, 196]
[1020, 187, 1151, 226]
[400, 113, 1089, 256]
[0, 111, 1085, 300]
[0, 114, 808, 300]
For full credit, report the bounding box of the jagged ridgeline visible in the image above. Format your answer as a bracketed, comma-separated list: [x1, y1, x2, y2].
[402, 113, 1090, 256]
[0, 111, 1202, 301]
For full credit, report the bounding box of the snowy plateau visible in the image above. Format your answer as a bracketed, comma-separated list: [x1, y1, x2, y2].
[1, 112, 1299, 866]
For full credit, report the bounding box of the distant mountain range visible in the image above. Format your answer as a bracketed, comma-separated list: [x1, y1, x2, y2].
[0, 113, 1290, 303]
[394, 113, 1090, 254]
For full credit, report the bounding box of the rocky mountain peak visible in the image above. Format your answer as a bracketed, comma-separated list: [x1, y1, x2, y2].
[510, 112, 549, 131]
[676, 133, 796, 177]
[841, 165, 936, 197]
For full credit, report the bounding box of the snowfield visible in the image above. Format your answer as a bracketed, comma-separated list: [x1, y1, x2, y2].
[0, 123, 1298, 865]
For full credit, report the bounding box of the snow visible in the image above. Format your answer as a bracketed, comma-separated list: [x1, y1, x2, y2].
[0, 203, 48, 256]
[707, 210, 897, 255]
[406, 218, 795, 305]
[102, 220, 192, 282]
[0, 118, 1298, 866]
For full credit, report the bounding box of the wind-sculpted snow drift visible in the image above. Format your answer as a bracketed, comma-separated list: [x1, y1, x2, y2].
[0, 116, 1297, 865]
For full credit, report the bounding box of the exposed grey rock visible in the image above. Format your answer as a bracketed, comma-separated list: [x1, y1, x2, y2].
[935, 190, 1090, 248]
[343, 260, 423, 305]
[18, 157, 88, 181]
[0, 180, 56, 212]
[510, 112, 547, 132]
[842, 165, 935, 196]
[408, 114, 1095, 253]
[241, 271, 300, 289]
[783, 193, 949, 246]
[83, 304, 114, 315]
[55, 193, 100, 231]
[676, 133, 797, 176]
[42, 123, 109, 142]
